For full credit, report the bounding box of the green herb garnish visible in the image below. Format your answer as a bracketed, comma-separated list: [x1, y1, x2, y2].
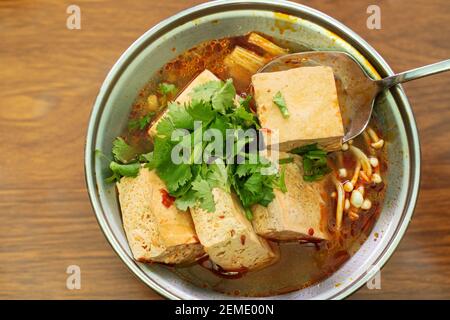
[290, 143, 319, 155]
[158, 82, 178, 96]
[150, 79, 279, 217]
[104, 80, 281, 219]
[278, 165, 288, 193]
[189, 79, 236, 114]
[273, 91, 289, 118]
[278, 157, 294, 164]
[96, 138, 152, 182]
[112, 137, 139, 163]
[290, 143, 331, 182]
[244, 208, 254, 221]
[128, 112, 155, 131]
[105, 162, 140, 182]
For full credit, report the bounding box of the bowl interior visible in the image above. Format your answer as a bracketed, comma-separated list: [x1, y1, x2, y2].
[87, 3, 416, 299]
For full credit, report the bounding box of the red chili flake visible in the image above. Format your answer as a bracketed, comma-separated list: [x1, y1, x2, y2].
[308, 228, 315, 236]
[240, 235, 246, 245]
[160, 189, 175, 208]
[219, 215, 225, 219]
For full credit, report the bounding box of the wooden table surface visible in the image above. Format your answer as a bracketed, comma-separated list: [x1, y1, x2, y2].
[1, 0, 449, 300]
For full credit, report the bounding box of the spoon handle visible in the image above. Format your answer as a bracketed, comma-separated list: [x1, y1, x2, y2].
[377, 59, 450, 89]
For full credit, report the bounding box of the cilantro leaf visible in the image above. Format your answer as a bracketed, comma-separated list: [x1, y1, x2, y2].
[278, 165, 288, 193]
[139, 152, 153, 162]
[243, 173, 263, 195]
[233, 106, 260, 129]
[107, 161, 140, 182]
[207, 159, 230, 192]
[140, 152, 158, 170]
[189, 79, 235, 114]
[235, 162, 262, 178]
[227, 134, 255, 162]
[273, 91, 289, 118]
[155, 116, 175, 139]
[174, 189, 197, 211]
[211, 79, 236, 113]
[186, 100, 217, 123]
[192, 177, 215, 212]
[103, 146, 151, 183]
[157, 162, 192, 194]
[167, 102, 194, 130]
[112, 137, 139, 163]
[234, 106, 253, 122]
[151, 137, 174, 167]
[159, 82, 178, 96]
[139, 78, 283, 218]
[290, 143, 319, 155]
[258, 185, 275, 206]
[231, 155, 277, 213]
[209, 115, 230, 137]
[105, 172, 121, 183]
[128, 112, 155, 131]
[244, 208, 254, 221]
[238, 95, 252, 110]
[189, 80, 222, 102]
[291, 143, 331, 181]
[279, 157, 294, 164]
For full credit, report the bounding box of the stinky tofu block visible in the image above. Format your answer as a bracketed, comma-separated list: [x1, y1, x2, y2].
[252, 152, 331, 241]
[117, 168, 205, 264]
[190, 188, 279, 271]
[252, 66, 344, 152]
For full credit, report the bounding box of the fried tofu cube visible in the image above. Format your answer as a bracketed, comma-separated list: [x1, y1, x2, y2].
[148, 69, 219, 138]
[252, 153, 331, 241]
[117, 168, 205, 264]
[190, 188, 279, 271]
[252, 66, 344, 152]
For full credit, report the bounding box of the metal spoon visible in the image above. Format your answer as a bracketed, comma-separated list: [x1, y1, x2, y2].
[259, 51, 450, 142]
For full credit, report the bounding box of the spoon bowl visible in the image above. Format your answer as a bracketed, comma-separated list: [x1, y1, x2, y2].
[259, 51, 450, 142]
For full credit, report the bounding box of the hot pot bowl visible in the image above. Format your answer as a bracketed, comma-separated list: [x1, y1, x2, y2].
[85, 0, 420, 299]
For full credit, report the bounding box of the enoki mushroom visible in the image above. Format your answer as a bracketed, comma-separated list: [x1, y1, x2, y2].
[333, 128, 384, 231]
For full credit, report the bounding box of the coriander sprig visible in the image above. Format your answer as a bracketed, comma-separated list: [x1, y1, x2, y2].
[291, 143, 331, 182]
[273, 91, 289, 118]
[148, 79, 280, 217]
[102, 79, 282, 220]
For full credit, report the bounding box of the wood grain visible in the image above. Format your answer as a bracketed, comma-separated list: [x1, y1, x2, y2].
[0, 0, 449, 299]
